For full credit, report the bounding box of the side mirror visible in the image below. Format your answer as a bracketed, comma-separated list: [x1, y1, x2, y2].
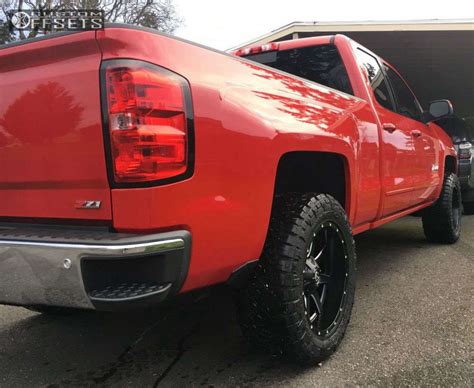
[428, 99, 454, 120]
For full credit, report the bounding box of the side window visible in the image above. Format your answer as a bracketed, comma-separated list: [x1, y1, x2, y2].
[355, 49, 394, 110]
[246, 45, 354, 95]
[385, 67, 423, 121]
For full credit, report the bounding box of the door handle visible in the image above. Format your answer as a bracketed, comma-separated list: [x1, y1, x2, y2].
[382, 123, 397, 133]
[411, 130, 422, 138]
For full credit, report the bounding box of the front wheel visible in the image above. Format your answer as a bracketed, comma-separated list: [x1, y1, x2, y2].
[422, 173, 462, 244]
[236, 193, 356, 365]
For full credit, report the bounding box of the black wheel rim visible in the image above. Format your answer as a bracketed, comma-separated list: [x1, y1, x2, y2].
[452, 187, 461, 231]
[303, 221, 349, 337]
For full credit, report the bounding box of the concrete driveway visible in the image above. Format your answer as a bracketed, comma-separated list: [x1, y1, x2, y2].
[0, 216, 472, 387]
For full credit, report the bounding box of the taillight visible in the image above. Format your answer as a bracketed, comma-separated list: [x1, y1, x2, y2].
[459, 142, 472, 159]
[101, 60, 193, 185]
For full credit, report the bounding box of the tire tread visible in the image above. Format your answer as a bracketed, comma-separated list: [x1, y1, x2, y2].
[237, 193, 356, 364]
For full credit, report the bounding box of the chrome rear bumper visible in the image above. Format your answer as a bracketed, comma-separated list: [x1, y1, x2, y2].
[0, 226, 191, 311]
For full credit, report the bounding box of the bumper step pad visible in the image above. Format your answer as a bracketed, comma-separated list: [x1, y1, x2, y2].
[89, 282, 171, 302]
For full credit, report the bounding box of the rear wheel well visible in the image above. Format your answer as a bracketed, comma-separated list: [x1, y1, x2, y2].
[274, 152, 347, 210]
[445, 155, 457, 175]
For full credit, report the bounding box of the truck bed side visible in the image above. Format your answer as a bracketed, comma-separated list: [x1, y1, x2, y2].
[0, 32, 112, 221]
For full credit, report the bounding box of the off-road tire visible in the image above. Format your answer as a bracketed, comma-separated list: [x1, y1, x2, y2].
[236, 193, 356, 365]
[422, 173, 462, 244]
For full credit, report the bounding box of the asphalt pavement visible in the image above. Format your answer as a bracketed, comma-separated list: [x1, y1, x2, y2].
[0, 216, 472, 387]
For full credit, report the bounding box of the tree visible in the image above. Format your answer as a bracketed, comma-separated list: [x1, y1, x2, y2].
[0, 0, 183, 44]
[0, 0, 15, 43]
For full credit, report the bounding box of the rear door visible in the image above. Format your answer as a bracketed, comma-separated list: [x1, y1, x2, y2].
[355, 49, 418, 217]
[384, 65, 439, 205]
[0, 32, 112, 221]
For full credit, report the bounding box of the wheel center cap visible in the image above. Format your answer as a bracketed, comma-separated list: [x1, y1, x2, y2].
[314, 266, 321, 284]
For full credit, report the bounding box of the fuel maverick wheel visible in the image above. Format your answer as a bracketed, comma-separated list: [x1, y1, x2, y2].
[422, 173, 462, 244]
[237, 193, 356, 365]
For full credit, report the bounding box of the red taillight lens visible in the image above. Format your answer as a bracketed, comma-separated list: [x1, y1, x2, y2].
[102, 60, 191, 184]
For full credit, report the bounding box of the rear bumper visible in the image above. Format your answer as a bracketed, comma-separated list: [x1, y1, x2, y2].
[0, 225, 191, 311]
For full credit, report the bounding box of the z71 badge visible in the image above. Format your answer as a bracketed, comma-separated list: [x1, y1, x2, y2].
[74, 200, 101, 209]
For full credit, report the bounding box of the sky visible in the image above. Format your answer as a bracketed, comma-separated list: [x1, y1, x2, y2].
[173, 0, 474, 50]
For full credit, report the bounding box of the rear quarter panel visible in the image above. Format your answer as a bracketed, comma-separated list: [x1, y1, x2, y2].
[97, 28, 373, 291]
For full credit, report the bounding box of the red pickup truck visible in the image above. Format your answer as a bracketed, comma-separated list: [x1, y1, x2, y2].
[0, 25, 461, 364]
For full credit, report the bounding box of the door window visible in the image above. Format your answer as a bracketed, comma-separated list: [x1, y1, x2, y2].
[355, 49, 394, 111]
[385, 67, 423, 122]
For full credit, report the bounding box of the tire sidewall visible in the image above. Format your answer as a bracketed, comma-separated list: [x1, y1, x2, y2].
[296, 198, 356, 354]
[443, 174, 462, 241]
[422, 173, 462, 244]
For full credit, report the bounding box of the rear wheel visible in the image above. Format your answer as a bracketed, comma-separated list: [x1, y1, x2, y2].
[237, 193, 356, 365]
[422, 173, 462, 244]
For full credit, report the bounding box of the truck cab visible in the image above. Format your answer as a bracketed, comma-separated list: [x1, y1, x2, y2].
[235, 34, 457, 230]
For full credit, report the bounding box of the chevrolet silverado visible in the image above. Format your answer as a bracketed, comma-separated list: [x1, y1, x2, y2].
[0, 25, 461, 364]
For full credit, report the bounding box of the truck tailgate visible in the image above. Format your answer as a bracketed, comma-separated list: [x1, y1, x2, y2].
[0, 32, 111, 221]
